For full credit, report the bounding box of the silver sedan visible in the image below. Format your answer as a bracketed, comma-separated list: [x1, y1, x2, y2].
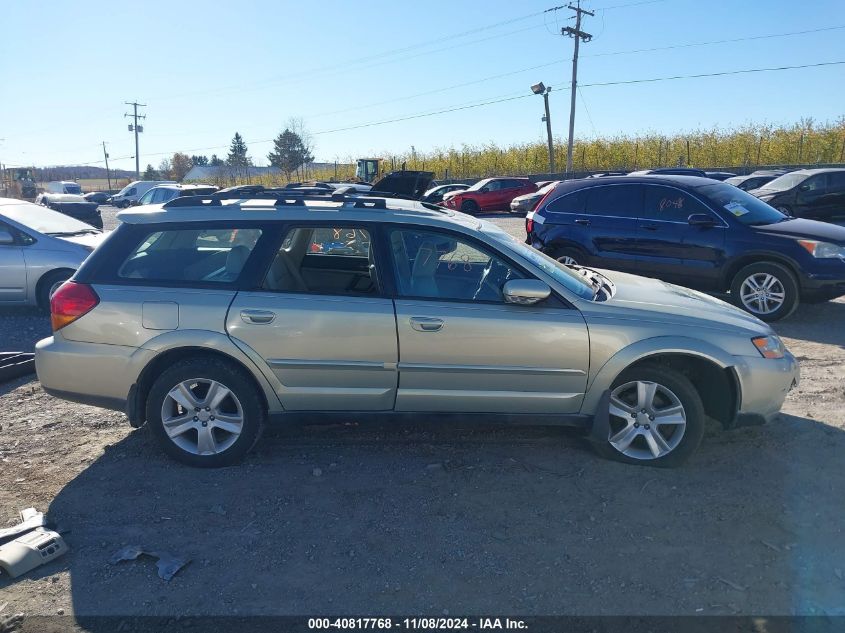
[0, 198, 107, 308]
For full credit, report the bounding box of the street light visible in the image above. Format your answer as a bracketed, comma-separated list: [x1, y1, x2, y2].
[531, 83, 555, 174]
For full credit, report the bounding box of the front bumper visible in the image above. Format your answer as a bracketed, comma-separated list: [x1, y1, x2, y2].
[730, 350, 799, 426]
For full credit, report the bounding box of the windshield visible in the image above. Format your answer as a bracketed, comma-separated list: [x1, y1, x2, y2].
[758, 172, 807, 192]
[488, 228, 595, 300]
[698, 183, 789, 226]
[0, 200, 99, 235]
[467, 179, 491, 192]
[64, 183, 82, 194]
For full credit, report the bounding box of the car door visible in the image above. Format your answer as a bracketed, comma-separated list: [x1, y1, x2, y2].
[226, 223, 398, 411]
[477, 180, 502, 210]
[568, 184, 643, 273]
[388, 226, 589, 414]
[822, 172, 845, 218]
[637, 185, 727, 287]
[0, 221, 27, 302]
[794, 174, 828, 217]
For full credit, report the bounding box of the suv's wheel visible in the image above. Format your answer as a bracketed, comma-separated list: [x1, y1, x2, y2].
[460, 199, 479, 214]
[37, 270, 72, 311]
[776, 205, 793, 217]
[730, 261, 798, 322]
[552, 246, 584, 267]
[593, 365, 705, 467]
[146, 357, 265, 467]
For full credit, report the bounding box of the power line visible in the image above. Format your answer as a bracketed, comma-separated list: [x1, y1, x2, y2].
[579, 60, 845, 88]
[583, 24, 845, 58]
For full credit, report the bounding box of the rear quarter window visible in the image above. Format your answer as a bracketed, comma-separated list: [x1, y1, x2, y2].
[116, 227, 263, 284]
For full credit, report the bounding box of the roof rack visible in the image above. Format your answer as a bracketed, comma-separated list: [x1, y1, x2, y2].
[162, 192, 393, 209]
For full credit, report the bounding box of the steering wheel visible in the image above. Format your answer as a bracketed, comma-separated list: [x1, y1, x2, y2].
[472, 259, 508, 301]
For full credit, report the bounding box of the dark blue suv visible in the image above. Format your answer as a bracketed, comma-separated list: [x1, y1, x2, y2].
[526, 175, 845, 321]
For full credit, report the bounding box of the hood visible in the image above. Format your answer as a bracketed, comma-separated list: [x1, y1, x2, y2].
[57, 231, 109, 250]
[752, 217, 845, 243]
[599, 269, 769, 334]
[513, 191, 542, 204]
[748, 187, 782, 197]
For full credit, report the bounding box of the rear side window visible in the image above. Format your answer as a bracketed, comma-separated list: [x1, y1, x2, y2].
[829, 172, 845, 190]
[584, 185, 642, 218]
[117, 228, 262, 283]
[544, 190, 586, 214]
[642, 186, 711, 222]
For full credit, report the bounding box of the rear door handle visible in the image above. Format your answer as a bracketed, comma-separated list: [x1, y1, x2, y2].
[240, 309, 276, 324]
[409, 317, 444, 332]
[574, 218, 591, 226]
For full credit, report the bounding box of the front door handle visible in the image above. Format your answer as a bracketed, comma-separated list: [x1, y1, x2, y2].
[574, 218, 591, 226]
[409, 317, 444, 332]
[640, 224, 658, 231]
[240, 309, 276, 324]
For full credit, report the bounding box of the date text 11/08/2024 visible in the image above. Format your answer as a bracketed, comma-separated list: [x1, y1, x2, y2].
[307, 618, 528, 630]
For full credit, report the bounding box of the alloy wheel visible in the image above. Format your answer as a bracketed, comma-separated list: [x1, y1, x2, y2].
[160, 379, 244, 456]
[558, 255, 577, 266]
[739, 273, 786, 315]
[607, 380, 687, 460]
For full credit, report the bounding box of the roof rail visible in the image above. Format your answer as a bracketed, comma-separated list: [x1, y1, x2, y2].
[162, 192, 395, 210]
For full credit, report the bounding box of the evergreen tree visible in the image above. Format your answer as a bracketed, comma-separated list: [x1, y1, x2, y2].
[209, 154, 224, 166]
[191, 155, 209, 166]
[142, 164, 159, 180]
[267, 128, 313, 180]
[227, 133, 250, 169]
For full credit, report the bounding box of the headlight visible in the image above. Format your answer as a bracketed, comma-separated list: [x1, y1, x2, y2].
[752, 335, 785, 359]
[797, 240, 845, 259]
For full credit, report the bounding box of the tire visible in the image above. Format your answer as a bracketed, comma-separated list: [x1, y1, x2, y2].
[460, 199, 479, 215]
[592, 365, 705, 468]
[37, 270, 73, 311]
[729, 261, 799, 322]
[145, 357, 265, 467]
[776, 206, 793, 217]
[551, 246, 585, 267]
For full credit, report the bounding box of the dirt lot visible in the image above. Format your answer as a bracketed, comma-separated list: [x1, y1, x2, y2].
[1, 208, 844, 625]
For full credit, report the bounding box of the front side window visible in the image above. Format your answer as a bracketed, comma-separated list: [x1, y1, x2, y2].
[138, 190, 155, 205]
[584, 185, 642, 218]
[117, 227, 262, 283]
[642, 186, 711, 222]
[263, 226, 377, 296]
[389, 228, 523, 302]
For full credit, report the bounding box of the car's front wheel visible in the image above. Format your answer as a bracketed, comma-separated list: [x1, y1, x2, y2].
[552, 246, 585, 267]
[146, 357, 265, 467]
[460, 199, 479, 214]
[593, 365, 705, 467]
[730, 261, 799, 322]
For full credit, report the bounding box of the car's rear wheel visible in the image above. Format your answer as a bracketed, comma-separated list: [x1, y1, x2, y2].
[593, 365, 705, 468]
[146, 357, 265, 467]
[37, 270, 73, 311]
[460, 200, 479, 214]
[730, 261, 798, 322]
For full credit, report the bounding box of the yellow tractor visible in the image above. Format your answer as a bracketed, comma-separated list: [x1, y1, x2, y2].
[354, 158, 381, 183]
[1, 167, 37, 200]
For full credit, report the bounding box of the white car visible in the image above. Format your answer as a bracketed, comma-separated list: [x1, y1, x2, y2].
[110, 180, 176, 208]
[0, 198, 108, 308]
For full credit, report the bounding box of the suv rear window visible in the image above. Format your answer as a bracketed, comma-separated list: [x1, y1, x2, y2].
[117, 228, 262, 284]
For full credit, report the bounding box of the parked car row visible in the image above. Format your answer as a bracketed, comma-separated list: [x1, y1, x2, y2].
[525, 174, 845, 322]
[33, 188, 799, 469]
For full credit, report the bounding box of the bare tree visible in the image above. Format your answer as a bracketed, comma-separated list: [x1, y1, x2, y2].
[287, 117, 315, 180]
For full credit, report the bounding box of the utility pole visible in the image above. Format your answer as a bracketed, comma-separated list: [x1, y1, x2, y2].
[102, 142, 112, 191]
[562, 1, 593, 178]
[124, 101, 146, 180]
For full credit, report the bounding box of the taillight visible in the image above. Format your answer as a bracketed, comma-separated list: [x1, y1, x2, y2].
[526, 216, 534, 234]
[50, 281, 99, 331]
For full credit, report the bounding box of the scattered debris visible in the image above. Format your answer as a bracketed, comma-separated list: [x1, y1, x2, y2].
[0, 612, 24, 633]
[0, 529, 68, 579]
[760, 539, 781, 552]
[640, 479, 657, 494]
[0, 508, 45, 545]
[312, 467, 323, 477]
[109, 545, 190, 581]
[716, 576, 747, 592]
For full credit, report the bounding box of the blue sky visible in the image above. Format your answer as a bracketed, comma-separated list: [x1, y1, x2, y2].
[1, 0, 843, 171]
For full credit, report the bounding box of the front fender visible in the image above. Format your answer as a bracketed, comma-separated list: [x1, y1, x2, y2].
[581, 335, 737, 414]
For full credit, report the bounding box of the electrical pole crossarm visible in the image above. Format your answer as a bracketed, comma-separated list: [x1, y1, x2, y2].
[560, 0, 592, 178]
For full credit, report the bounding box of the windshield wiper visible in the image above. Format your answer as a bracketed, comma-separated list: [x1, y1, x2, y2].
[48, 229, 100, 237]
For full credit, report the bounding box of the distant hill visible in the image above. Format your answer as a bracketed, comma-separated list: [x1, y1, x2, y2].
[31, 165, 136, 181]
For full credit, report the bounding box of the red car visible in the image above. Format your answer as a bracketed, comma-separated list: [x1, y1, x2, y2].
[442, 177, 536, 214]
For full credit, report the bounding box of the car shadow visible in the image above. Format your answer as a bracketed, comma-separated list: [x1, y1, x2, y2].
[775, 298, 845, 348]
[18, 412, 845, 622]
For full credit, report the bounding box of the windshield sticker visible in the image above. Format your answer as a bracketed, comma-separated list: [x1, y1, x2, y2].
[724, 201, 750, 217]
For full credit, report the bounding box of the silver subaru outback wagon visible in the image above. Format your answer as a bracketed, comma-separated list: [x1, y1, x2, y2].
[35, 193, 799, 468]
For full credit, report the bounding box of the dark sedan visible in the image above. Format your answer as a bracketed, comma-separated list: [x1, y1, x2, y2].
[83, 191, 112, 204]
[421, 183, 469, 204]
[37, 193, 103, 229]
[725, 171, 787, 192]
[749, 168, 845, 219]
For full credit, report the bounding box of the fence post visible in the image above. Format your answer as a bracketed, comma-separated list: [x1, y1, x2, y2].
[686, 139, 691, 166]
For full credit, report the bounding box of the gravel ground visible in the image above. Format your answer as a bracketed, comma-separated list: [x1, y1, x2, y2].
[1, 206, 844, 624]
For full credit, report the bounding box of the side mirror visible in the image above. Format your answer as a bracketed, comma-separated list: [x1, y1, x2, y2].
[798, 183, 811, 192]
[503, 279, 551, 306]
[687, 213, 716, 227]
[0, 230, 15, 245]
